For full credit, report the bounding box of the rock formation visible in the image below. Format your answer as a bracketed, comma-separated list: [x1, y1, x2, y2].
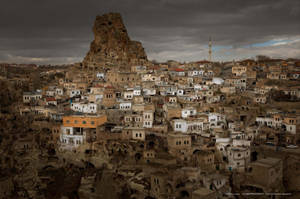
[82, 13, 148, 69]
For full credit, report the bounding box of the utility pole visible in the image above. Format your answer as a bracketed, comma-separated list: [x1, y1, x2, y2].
[209, 36, 212, 62]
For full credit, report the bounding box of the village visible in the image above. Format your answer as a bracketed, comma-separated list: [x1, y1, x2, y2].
[0, 12, 300, 199]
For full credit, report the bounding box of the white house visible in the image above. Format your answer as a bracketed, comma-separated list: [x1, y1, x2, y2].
[256, 116, 273, 127]
[143, 88, 156, 96]
[69, 89, 81, 98]
[23, 91, 42, 103]
[119, 102, 132, 110]
[173, 119, 188, 133]
[60, 126, 86, 149]
[208, 113, 226, 128]
[177, 89, 184, 96]
[96, 72, 105, 79]
[181, 107, 197, 118]
[71, 102, 97, 113]
[133, 87, 142, 96]
[173, 119, 206, 134]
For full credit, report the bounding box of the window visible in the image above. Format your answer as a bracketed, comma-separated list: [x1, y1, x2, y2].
[91, 121, 95, 125]
[82, 121, 86, 124]
[74, 120, 78, 124]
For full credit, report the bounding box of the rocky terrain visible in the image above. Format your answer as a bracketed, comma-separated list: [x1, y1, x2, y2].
[82, 13, 149, 69]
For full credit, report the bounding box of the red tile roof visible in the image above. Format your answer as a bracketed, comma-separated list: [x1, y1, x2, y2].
[46, 97, 56, 102]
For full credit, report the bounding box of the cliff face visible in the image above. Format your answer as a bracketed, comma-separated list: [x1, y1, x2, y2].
[83, 13, 148, 68]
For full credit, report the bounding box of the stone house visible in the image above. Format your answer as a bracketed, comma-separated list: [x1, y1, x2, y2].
[102, 86, 116, 108]
[23, 91, 42, 103]
[244, 158, 283, 192]
[167, 133, 192, 160]
[232, 65, 247, 76]
[227, 147, 251, 172]
[163, 103, 181, 120]
[191, 150, 215, 171]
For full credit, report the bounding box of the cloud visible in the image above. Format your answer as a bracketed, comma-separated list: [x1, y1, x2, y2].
[0, 0, 299, 64]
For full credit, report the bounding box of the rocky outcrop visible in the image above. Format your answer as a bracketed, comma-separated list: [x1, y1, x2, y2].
[83, 13, 148, 68]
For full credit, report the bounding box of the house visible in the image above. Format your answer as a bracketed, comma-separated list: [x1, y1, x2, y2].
[181, 107, 197, 118]
[45, 97, 57, 106]
[245, 158, 283, 192]
[220, 86, 236, 95]
[23, 91, 42, 103]
[124, 113, 143, 128]
[55, 88, 64, 96]
[106, 70, 139, 84]
[46, 90, 55, 97]
[225, 77, 247, 91]
[267, 72, 280, 79]
[143, 150, 155, 163]
[96, 72, 105, 79]
[254, 94, 267, 104]
[165, 96, 177, 103]
[123, 90, 134, 100]
[150, 172, 171, 198]
[133, 87, 142, 96]
[202, 173, 229, 194]
[256, 116, 273, 127]
[143, 110, 154, 128]
[170, 68, 185, 76]
[69, 89, 81, 98]
[282, 116, 297, 134]
[131, 65, 147, 73]
[130, 127, 146, 141]
[173, 118, 206, 134]
[192, 150, 215, 171]
[71, 102, 98, 113]
[102, 86, 116, 108]
[227, 147, 251, 172]
[232, 65, 247, 76]
[208, 113, 226, 129]
[143, 88, 156, 96]
[167, 133, 192, 160]
[60, 114, 107, 150]
[163, 103, 181, 120]
[119, 101, 132, 111]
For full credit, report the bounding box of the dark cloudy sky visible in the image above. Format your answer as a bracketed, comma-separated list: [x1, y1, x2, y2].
[0, 0, 299, 64]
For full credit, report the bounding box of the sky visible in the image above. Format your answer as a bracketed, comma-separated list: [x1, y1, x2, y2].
[0, 0, 299, 64]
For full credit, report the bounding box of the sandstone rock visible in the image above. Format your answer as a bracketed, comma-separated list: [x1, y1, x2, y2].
[83, 13, 148, 69]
